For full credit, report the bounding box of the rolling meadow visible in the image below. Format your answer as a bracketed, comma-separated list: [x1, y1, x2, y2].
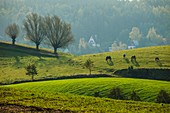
[0, 42, 170, 112]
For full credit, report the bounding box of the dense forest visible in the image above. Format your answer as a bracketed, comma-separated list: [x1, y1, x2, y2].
[0, 0, 170, 55]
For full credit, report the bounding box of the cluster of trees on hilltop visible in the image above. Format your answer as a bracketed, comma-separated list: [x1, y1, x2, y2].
[5, 13, 74, 55]
[0, 0, 170, 54]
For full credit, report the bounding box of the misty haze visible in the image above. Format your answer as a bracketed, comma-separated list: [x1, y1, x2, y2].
[0, 0, 170, 112]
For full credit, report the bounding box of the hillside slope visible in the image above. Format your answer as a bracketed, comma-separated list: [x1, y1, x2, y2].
[0, 41, 170, 83]
[73, 45, 170, 73]
[6, 78, 170, 102]
[0, 42, 90, 83]
[1, 87, 170, 113]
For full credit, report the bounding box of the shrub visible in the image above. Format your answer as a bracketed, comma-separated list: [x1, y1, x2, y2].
[84, 59, 94, 75]
[108, 87, 124, 100]
[25, 64, 38, 81]
[156, 90, 170, 103]
[130, 90, 141, 101]
[94, 92, 100, 97]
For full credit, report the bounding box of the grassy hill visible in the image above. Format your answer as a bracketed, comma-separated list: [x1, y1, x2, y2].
[0, 41, 170, 83]
[0, 41, 92, 84]
[1, 42, 170, 112]
[5, 78, 170, 102]
[73, 45, 170, 73]
[1, 87, 170, 112]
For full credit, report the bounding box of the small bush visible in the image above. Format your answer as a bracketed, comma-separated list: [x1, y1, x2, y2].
[94, 92, 100, 97]
[130, 91, 141, 101]
[25, 64, 38, 81]
[156, 90, 170, 103]
[108, 87, 124, 100]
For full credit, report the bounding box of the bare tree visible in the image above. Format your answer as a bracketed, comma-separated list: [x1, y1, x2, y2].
[5, 23, 19, 45]
[23, 13, 45, 50]
[44, 15, 74, 54]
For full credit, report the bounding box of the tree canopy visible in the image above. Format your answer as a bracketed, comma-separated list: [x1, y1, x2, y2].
[23, 12, 45, 50]
[44, 15, 74, 54]
[5, 23, 19, 45]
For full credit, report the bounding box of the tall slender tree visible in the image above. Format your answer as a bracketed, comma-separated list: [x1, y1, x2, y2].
[23, 13, 45, 50]
[44, 15, 74, 54]
[5, 23, 19, 45]
[84, 59, 94, 75]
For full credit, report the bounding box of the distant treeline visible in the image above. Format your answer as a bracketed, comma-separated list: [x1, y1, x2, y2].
[0, 0, 170, 54]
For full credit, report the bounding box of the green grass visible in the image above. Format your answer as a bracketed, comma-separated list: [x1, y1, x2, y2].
[73, 45, 170, 73]
[1, 42, 170, 112]
[0, 41, 170, 83]
[5, 78, 170, 102]
[0, 42, 91, 83]
[1, 87, 170, 112]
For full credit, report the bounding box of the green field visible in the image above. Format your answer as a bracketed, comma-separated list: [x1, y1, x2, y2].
[5, 78, 170, 102]
[0, 42, 89, 83]
[0, 41, 170, 83]
[1, 42, 170, 112]
[1, 87, 170, 112]
[73, 45, 170, 72]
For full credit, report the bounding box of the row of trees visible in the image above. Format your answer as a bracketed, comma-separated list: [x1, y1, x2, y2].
[77, 25, 166, 54]
[5, 13, 74, 54]
[129, 27, 166, 46]
[1, 0, 170, 54]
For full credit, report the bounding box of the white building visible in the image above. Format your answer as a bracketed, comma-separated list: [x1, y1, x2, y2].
[88, 36, 96, 47]
[128, 46, 135, 49]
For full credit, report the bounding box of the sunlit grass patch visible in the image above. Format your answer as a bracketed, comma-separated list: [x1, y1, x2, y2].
[6, 78, 170, 102]
[0, 87, 170, 112]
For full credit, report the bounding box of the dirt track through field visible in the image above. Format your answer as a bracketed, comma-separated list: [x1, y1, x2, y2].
[0, 104, 71, 113]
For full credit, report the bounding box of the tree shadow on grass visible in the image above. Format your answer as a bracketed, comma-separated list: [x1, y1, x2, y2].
[12, 56, 23, 68]
[37, 56, 46, 61]
[131, 60, 140, 67]
[123, 58, 130, 63]
[156, 61, 163, 67]
[107, 60, 114, 66]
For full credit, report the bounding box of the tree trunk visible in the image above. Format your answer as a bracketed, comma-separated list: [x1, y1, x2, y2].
[36, 44, 39, 50]
[12, 37, 16, 45]
[89, 69, 91, 75]
[54, 48, 58, 55]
